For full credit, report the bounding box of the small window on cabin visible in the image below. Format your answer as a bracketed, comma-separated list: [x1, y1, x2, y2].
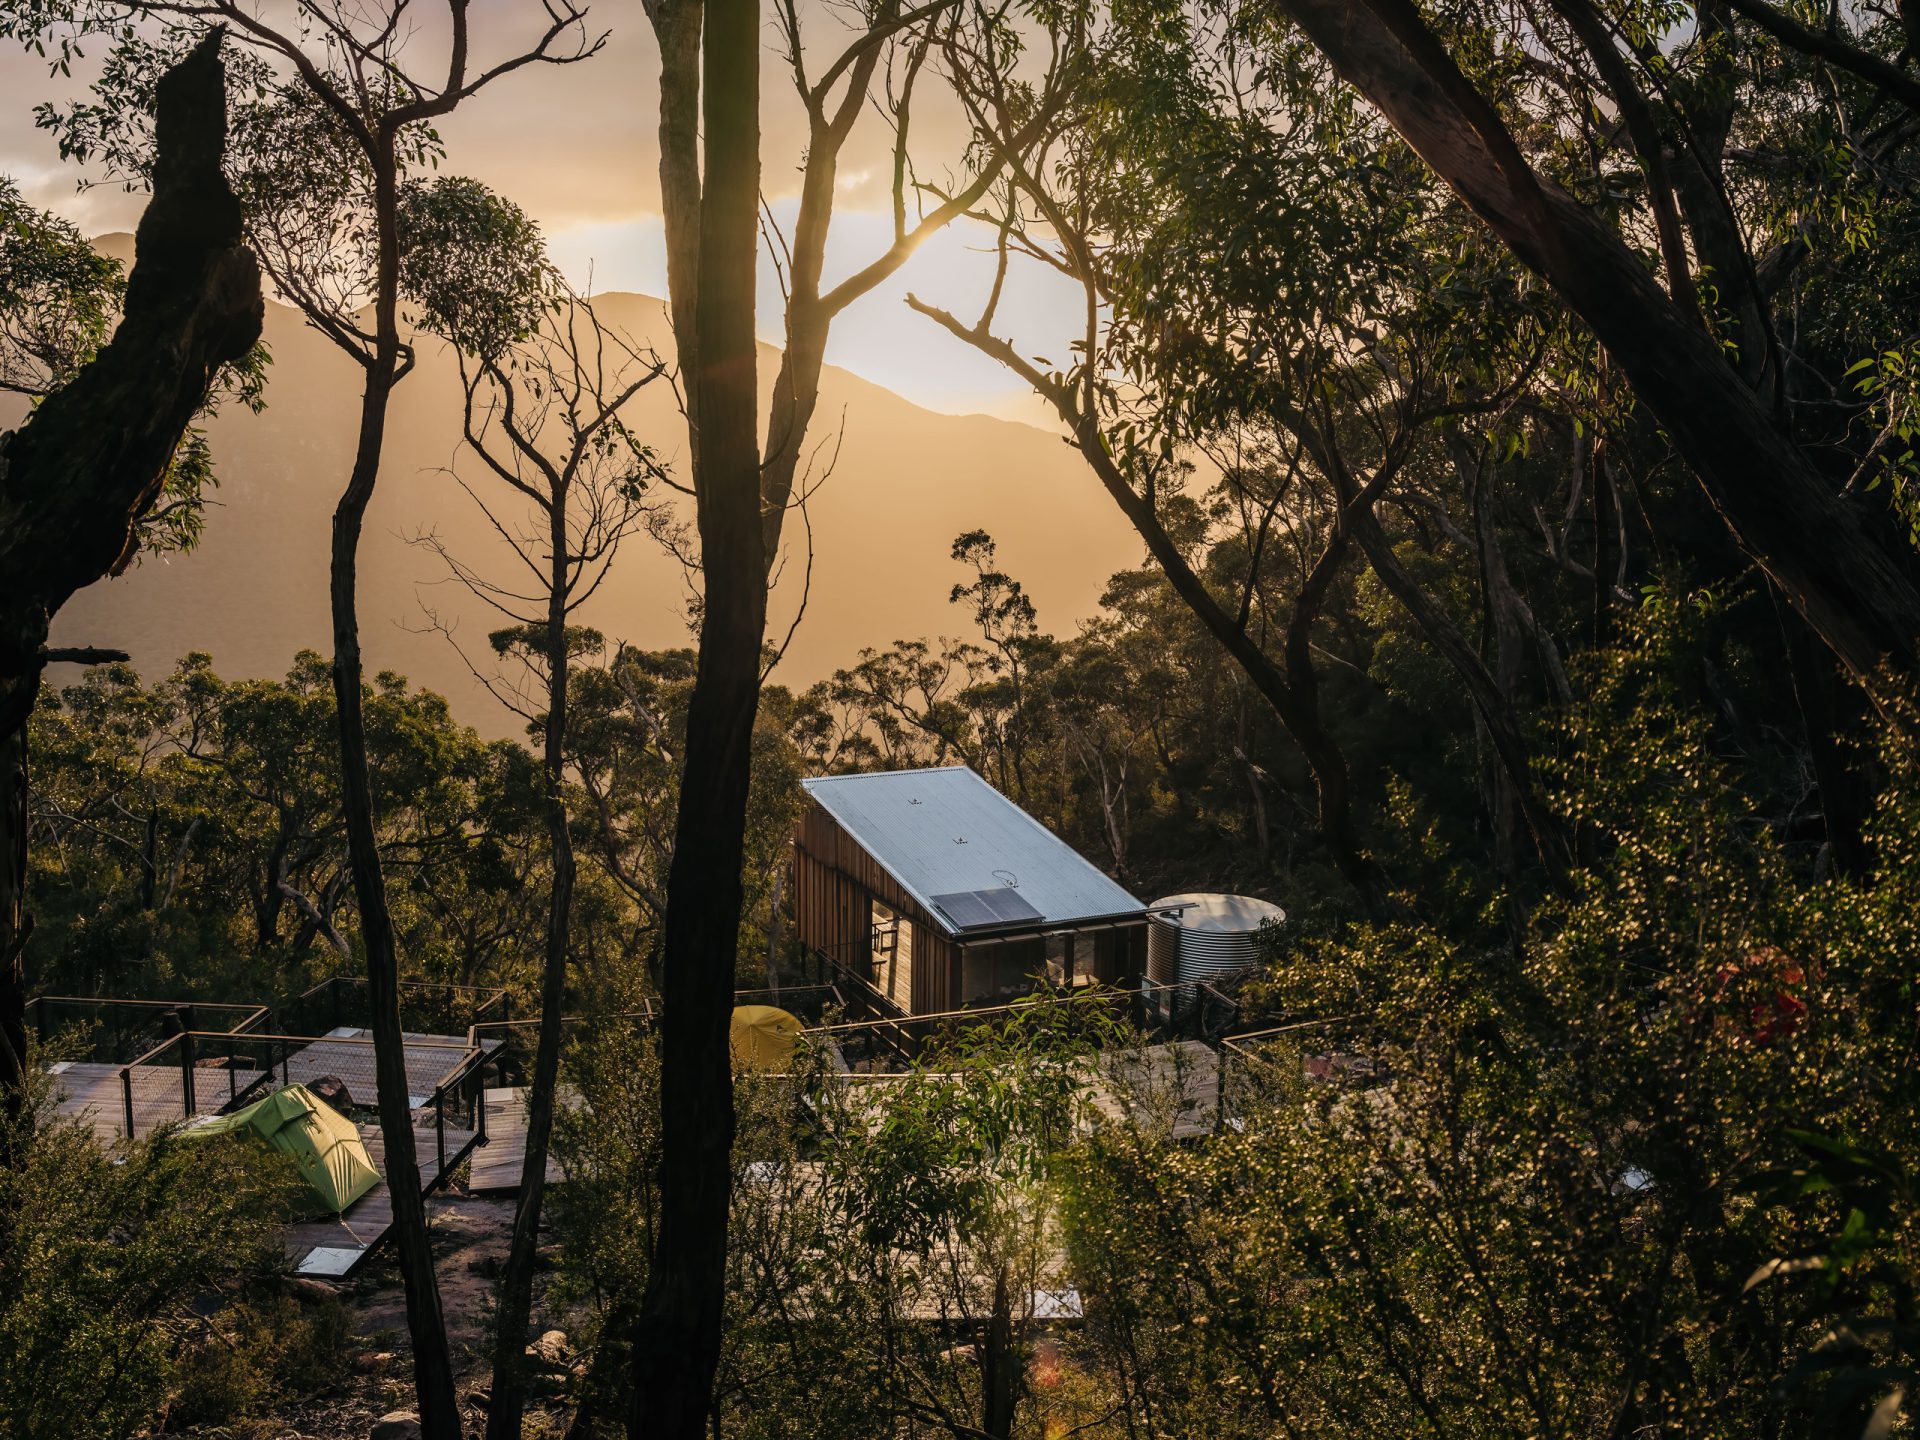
[871, 899, 914, 1012]
[1045, 933, 1071, 989]
[961, 938, 1047, 1009]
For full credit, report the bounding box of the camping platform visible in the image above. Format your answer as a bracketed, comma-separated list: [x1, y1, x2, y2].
[285, 1118, 480, 1277]
[45, 1059, 265, 1145]
[1085, 1039, 1222, 1140]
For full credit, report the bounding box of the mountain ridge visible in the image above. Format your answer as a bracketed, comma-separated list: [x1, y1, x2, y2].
[15, 238, 1140, 739]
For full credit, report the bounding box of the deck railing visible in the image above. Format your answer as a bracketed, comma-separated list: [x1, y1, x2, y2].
[274, 976, 510, 1039]
[469, 985, 848, 1084]
[797, 979, 1241, 1074]
[115, 1029, 489, 1170]
[26, 994, 269, 1065]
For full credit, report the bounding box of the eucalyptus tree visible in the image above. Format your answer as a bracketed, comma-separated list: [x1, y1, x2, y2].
[10, 3, 605, 1431]
[915, 0, 1582, 898]
[598, 0, 1095, 1428]
[407, 179, 673, 1437]
[0, 34, 260, 1136]
[1263, 0, 1920, 710]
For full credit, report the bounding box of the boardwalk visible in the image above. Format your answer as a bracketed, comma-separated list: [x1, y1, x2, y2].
[45, 1059, 263, 1144]
[468, 1087, 567, 1193]
[284, 1119, 477, 1276]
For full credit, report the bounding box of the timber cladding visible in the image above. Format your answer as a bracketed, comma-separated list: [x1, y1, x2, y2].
[793, 801, 960, 1014]
[791, 799, 1148, 1018]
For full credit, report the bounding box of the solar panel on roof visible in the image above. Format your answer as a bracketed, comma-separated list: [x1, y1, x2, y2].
[929, 886, 1043, 931]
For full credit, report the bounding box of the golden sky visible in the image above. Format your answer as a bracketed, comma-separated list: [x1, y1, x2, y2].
[0, 3, 1080, 423]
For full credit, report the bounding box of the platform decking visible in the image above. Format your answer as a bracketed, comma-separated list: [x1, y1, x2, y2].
[265, 1029, 481, 1105]
[1086, 1039, 1221, 1140]
[467, 1087, 568, 1193]
[283, 1119, 478, 1276]
[46, 1059, 265, 1144]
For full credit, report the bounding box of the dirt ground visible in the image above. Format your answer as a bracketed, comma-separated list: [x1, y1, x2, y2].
[258, 1192, 575, 1440]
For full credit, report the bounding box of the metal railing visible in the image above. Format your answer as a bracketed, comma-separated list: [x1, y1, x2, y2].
[274, 976, 510, 1039]
[26, 994, 269, 1064]
[1216, 1015, 1372, 1121]
[468, 985, 847, 1085]
[797, 980, 1241, 1075]
[469, 1003, 657, 1086]
[115, 1029, 490, 1172]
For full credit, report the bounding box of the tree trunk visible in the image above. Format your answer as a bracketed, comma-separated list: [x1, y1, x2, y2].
[1274, 0, 1920, 702]
[486, 484, 581, 1440]
[0, 719, 27, 1131]
[329, 148, 460, 1440]
[625, 0, 766, 1431]
[1345, 498, 1572, 879]
[648, 0, 705, 448]
[0, 33, 261, 1130]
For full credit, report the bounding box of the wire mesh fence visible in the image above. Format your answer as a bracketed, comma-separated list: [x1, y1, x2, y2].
[274, 976, 510, 1040]
[25, 995, 269, 1065]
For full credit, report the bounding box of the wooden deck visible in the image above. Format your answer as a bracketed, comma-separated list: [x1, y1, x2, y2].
[284, 1119, 478, 1276]
[468, 1087, 566, 1193]
[266, 1029, 479, 1106]
[1086, 1040, 1221, 1140]
[45, 1060, 263, 1144]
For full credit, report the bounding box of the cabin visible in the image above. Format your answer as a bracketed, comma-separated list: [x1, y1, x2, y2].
[792, 766, 1149, 1016]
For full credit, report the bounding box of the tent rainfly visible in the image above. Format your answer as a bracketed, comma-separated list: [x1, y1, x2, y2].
[182, 1083, 379, 1215]
[730, 1005, 803, 1073]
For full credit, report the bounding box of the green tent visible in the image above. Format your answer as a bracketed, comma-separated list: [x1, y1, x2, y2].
[183, 1083, 380, 1215]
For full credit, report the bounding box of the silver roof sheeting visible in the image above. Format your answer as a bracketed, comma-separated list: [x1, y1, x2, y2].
[801, 766, 1146, 937]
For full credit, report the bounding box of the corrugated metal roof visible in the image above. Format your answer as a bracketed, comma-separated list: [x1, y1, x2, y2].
[800, 766, 1145, 937]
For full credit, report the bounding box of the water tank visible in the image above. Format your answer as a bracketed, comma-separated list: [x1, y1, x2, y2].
[1148, 893, 1286, 985]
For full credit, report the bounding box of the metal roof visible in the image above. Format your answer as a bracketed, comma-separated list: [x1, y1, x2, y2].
[801, 766, 1146, 937]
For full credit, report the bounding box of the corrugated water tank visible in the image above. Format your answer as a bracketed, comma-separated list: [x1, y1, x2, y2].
[1147, 892, 1286, 984]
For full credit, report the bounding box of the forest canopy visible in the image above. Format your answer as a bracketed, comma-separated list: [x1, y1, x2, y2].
[3, 0, 1920, 1437]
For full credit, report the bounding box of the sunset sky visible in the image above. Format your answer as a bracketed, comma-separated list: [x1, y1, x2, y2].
[0, 6, 1081, 424]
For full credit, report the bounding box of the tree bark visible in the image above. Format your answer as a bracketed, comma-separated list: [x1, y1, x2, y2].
[329, 144, 460, 1440]
[0, 33, 261, 1128]
[625, 0, 767, 1431]
[485, 469, 581, 1440]
[646, 0, 705, 451]
[1272, 0, 1920, 702]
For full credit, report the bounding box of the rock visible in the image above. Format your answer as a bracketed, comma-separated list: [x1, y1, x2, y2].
[525, 1328, 572, 1373]
[371, 1413, 422, 1440]
[284, 1276, 340, 1305]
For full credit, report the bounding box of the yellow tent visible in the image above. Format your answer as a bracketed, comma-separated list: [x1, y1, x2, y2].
[730, 1005, 803, 1073]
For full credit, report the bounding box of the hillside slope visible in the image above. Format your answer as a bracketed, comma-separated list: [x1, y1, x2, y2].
[17, 243, 1140, 737]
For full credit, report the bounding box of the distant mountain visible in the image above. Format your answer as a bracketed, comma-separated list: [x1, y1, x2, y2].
[11, 236, 1143, 738]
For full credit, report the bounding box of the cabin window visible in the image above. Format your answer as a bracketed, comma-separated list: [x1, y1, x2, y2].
[871, 899, 914, 1011]
[1045, 932, 1072, 989]
[960, 937, 1047, 1008]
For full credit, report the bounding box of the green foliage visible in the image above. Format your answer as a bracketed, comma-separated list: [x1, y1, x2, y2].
[0, 173, 122, 395]
[398, 175, 555, 360]
[0, 1091, 303, 1440]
